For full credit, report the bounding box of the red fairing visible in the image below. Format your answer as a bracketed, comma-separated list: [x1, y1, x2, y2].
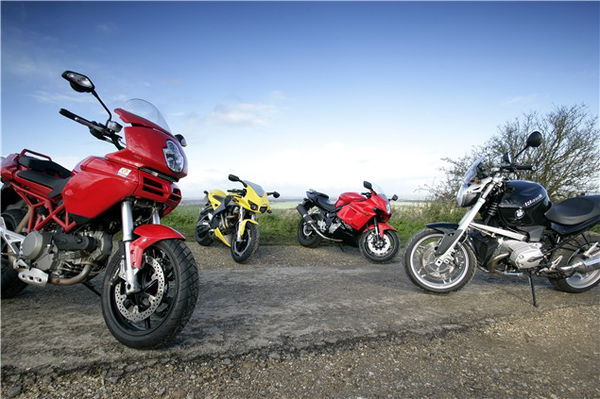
[335, 192, 365, 208]
[63, 157, 139, 218]
[336, 192, 391, 230]
[364, 223, 397, 238]
[129, 224, 185, 269]
[106, 125, 188, 180]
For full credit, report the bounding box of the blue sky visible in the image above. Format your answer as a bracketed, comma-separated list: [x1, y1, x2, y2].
[2, 1, 598, 199]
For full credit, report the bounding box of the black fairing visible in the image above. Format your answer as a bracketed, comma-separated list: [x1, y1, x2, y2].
[498, 180, 551, 227]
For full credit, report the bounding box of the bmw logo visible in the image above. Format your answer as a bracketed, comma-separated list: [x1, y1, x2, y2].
[515, 208, 525, 219]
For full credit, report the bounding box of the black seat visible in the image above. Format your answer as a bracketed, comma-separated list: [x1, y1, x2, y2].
[18, 155, 71, 179]
[307, 190, 338, 212]
[16, 170, 70, 198]
[545, 195, 600, 225]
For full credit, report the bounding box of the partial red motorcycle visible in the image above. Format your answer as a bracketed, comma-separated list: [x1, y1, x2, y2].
[0, 71, 199, 349]
[296, 181, 400, 262]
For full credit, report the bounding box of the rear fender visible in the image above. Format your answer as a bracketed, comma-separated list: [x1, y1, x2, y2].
[364, 222, 397, 238]
[130, 224, 184, 269]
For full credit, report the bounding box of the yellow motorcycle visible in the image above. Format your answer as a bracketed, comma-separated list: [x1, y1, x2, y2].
[195, 174, 280, 263]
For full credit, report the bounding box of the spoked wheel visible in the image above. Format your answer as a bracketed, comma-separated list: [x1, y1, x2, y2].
[549, 232, 600, 293]
[1, 208, 27, 299]
[102, 239, 199, 349]
[231, 222, 260, 263]
[404, 229, 475, 293]
[359, 229, 400, 263]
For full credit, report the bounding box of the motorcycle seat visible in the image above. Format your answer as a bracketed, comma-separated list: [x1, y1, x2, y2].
[18, 155, 71, 179]
[16, 170, 70, 198]
[307, 190, 338, 212]
[545, 195, 600, 225]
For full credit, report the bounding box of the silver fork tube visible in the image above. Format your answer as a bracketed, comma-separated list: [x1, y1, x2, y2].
[121, 200, 140, 293]
[151, 207, 161, 224]
[436, 180, 499, 263]
[236, 208, 245, 242]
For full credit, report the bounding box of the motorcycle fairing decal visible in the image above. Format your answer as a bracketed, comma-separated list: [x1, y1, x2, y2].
[363, 222, 397, 238]
[129, 224, 185, 268]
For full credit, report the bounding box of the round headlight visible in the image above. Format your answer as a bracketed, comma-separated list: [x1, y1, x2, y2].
[163, 140, 184, 173]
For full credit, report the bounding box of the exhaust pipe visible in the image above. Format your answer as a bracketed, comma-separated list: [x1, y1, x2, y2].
[296, 204, 342, 242]
[559, 254, 600, 274]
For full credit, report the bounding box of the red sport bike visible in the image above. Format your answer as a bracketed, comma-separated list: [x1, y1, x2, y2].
[1, 71, 199, 349]
[296, 181, 400, 262]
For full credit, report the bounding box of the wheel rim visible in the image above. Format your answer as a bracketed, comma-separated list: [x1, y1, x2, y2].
[409, 233, 470, 289]
[364, 231, 393, 257]
[302, 222, 314, 238]
[232, 225, 252, 256]
[565, 243, 600, 289]
[109, 246, 177, 333]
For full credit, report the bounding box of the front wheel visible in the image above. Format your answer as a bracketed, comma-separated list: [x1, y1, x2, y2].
[231, 222, 260, 263]
[548, 232, 600, 293]
[404, 229, 476, 293]
[102, 239, 199, 349]
[359, 229, 400, 263]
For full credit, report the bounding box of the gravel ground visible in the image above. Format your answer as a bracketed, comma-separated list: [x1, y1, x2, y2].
[2, 244, 599, 398]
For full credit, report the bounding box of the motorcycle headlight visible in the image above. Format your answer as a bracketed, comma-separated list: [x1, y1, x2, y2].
[248, 200, 258, 211]
[386, 201, 392, 214]
[456, 183, 478, 207]
[163, 140, 185, 173]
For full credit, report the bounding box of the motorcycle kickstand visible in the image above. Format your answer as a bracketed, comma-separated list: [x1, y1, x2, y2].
[83, 281, 101, 297]
[526, 270, 538, 308]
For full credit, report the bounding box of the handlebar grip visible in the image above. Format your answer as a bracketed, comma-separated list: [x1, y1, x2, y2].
[59, 108, 81, 121]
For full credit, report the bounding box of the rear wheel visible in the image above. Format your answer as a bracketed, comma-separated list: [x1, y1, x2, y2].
[1, 208, 27, 298]
[195, 208, 213, 246]
[359, 229, 400, 263]
[297, 220, 323, 248]
[231, 222, 260, 263]
[404, 229, 476, 293]
[549, 232, 600, 293]
[102, 239, 199, 349]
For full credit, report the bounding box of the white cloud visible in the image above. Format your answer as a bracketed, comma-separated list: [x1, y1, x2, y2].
[30, 90, 95, 105]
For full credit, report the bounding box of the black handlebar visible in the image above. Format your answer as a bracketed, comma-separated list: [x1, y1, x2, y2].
[500, 163, 533, 172]
[60, 108, 123, 149]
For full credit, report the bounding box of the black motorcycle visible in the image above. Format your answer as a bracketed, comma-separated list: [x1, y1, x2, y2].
[404, 131, 600, 305]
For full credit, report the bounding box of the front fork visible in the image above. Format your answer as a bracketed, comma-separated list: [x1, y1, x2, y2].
[121, 201, 161, 294]
[434, 180, 499, 266]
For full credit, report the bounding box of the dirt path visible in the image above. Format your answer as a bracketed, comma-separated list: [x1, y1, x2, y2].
[2, 245, 599, 398]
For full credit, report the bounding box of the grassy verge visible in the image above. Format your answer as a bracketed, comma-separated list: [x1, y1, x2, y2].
[163, 202, 468, 246]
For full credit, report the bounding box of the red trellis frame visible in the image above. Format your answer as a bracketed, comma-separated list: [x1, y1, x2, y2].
[11, 183, 77, 233]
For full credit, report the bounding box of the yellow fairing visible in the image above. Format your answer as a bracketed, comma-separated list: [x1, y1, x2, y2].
[236, 185, 270, 214]
[239, 219, 258, 237]
[208, 189, 227, 210]
[214, 228, 231, 247]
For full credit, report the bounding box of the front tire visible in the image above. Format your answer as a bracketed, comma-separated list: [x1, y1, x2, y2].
[102, 239, 199, 349]
[359, 229, 400, 263]
[1, 209, 27, 298]
[548, 232, 600, 293]
[231, 222, 260, 263]
[404, 229, 476, 293]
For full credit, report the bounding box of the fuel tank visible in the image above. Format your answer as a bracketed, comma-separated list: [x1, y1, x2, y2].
[498, 180, 551, 226]
[335, 192, 365, 208]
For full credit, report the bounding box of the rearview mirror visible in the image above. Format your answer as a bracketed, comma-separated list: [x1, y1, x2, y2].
[363, 181, 372, 190]
[228, 174, 240, 182]
[175, 134, 187, 147]
[271, 191, 280, 198]
[391, 194, 398, 201]
[62, 71, 95, 93]
[526, 131, 543, 148]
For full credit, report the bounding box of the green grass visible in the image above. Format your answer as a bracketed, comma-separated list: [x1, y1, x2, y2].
[164, 201, 599, 245]
[163, 201, 466, 246]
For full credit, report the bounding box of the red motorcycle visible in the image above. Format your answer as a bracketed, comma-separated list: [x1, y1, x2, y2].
[1, 71, 199, 349]
[296, 181, 400, 262]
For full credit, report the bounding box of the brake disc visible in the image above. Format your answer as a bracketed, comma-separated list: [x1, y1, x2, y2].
[114, 257, 166, 322]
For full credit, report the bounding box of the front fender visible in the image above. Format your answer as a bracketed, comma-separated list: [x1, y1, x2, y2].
[364, 222, 397, 238]
[130, 224, 185, 269]
[239, 219, 259, 237]
[426, 223, 459, 234]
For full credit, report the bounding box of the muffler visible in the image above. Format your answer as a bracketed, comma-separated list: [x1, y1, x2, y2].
[558, 254, 600, 274]
[296, 204, 342, 242]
